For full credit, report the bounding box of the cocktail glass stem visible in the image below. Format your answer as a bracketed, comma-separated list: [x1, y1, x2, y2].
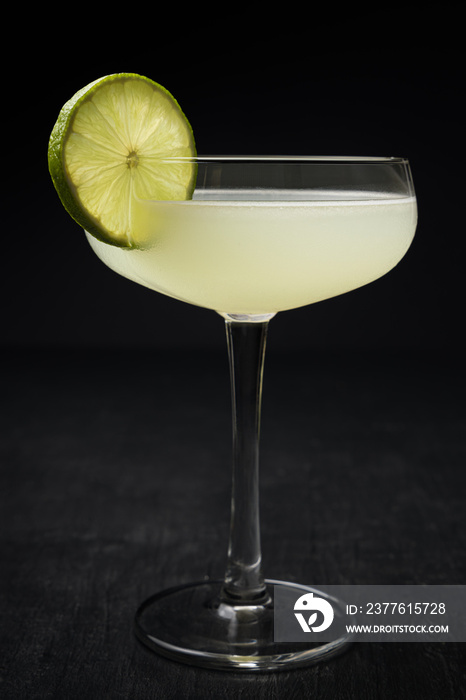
[134, 312, 354, 667]
[221, 320, 270, 604]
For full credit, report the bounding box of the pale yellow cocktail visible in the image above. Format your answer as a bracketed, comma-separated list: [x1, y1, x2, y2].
[87, 189, 417, 315]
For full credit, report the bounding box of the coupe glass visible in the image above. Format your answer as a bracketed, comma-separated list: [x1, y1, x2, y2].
[86, 156, 417, 671]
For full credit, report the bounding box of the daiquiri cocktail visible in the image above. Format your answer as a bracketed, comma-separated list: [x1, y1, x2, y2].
[48, 76, 417, 672]
[87, 158, 416, 318]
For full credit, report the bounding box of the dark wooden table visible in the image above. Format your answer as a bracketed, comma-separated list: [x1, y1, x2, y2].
[2, 345, 465, 699]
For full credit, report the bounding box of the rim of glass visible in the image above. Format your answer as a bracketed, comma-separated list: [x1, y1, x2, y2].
[162, 155, 410, 164]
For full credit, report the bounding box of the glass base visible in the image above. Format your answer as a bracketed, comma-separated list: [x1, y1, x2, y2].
[134, 579, 353, 672]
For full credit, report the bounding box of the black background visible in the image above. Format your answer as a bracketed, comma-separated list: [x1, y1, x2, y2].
[2, 8, 466, 700]
[4, 10, 464, 356]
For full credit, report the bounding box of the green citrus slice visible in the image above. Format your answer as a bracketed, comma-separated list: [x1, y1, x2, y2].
[48, 73, 196, 247]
